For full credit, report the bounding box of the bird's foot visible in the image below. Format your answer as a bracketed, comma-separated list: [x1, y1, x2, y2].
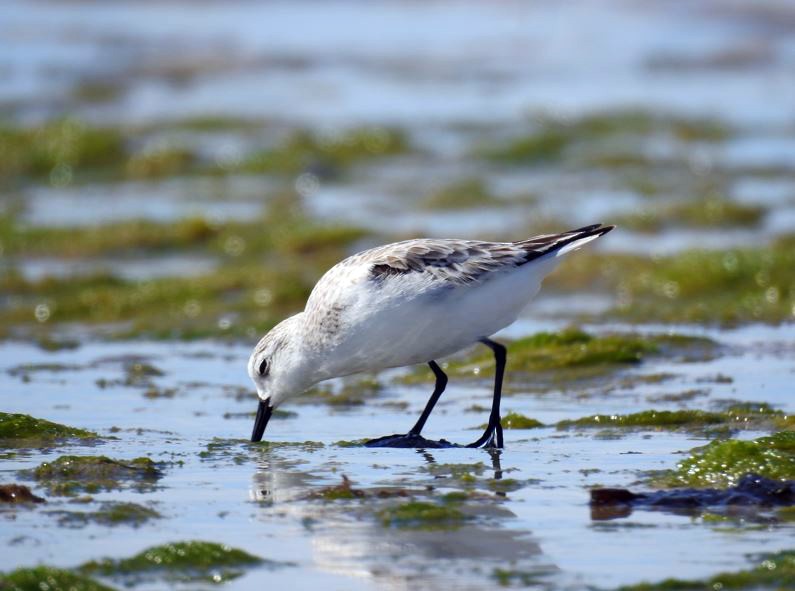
[466, 422, 504, 449]
[364, 433, 457, 449]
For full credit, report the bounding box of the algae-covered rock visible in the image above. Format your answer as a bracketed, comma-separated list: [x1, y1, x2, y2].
[616, 549, 795, 590]
[420, 328, 716, 386]
[557, 406, 792, 433]
[0, 412, 98, 446]
[378, 500, 470, 530]
[52, 502, 161, 528]
[0, 484, 45, 504]
[30, 455, 162, 496]
[557, 410, 726, 430]
[0, 566, 115, 591]
[658, 432, 795, 488]
[478, 412, 544, 430]
[500, 412, 545, 430]
[80, 541, 268, 583]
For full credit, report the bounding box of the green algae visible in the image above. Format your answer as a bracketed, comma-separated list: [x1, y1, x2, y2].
[421, 462, 487, 488]
[7, 362, 81, 377]
[481, 127, 568, 164]
[378, 500, 469, 530]
[52, 502, 161, 528]
[615, 549, 795, 590]
[0, 566, 116, 591]
[428, 328, 714, 384]
[558, 406, 792, 433]
[0, 216, 218, 258]
[420, 178, 507, 210]
[72, 79, 126, 104]
[480, 329, 678, 372]
[30, 455, 162, 496]
[656, 432, 795, 488]
[501, 412, 545, 429]
[550, 235, 795, 325]
[125, 144, 197, 179]
[492, 568, 547, 587]
[0, 412, 98, 445]
[421, 178, 494, 209]
[616, 197, 766, 232]
[80, 541, 267, 584]
[199, 437, 322, 464]
[481, 110, 729, 166]
[197, 438, 250, 465]
[557, 410, 726, 430]
[0, 198, 368, 340]
[162, 115, 263, 132]
[251, 440, 325, 452]
[564, 110, 730, 142]
[778, 506, 795, 523]
[0, 119, 125, 185]
[0, 118, 409, 188]
[647, 389, 709, 404]
[486, 478, 524, 493]
[480, 412, 544, 430]
[239, 126, 409, 175]
[333, 439, 370, 448]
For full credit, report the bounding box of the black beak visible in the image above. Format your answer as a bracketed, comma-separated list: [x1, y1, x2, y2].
[251, 399, 273, 442]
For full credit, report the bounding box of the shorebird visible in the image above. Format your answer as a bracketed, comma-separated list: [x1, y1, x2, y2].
[248, 223, 613, 448]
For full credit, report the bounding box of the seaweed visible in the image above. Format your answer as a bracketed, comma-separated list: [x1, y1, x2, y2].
[239, 127, 409, 176]
[0, 567, 115, 591]
[423, 328, 715, 384]
[0, 412, 98, 447]
[615, 549, 795, 590]
[29, 455, 162, 496]
[80, 541, 270, 584]
[549, 236, 795, 325]
[50, 502, 161, 527]
[378, 500, 469, 530]
[655, 432, 795, 488]
[616, 197, 766, 232]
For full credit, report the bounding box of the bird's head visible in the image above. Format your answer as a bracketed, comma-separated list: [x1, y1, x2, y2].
[247, 313, 312, 442]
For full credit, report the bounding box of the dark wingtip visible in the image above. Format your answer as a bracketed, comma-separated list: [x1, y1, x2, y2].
[575, 223, 615, 237]
[596, 223, 615, 235]
[251, 400, 273, 442]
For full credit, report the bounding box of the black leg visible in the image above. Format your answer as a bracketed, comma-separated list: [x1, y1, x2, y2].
[409, 361, 448, 436]
[364, 360, 454, 448]
[467, 338, 506, 449]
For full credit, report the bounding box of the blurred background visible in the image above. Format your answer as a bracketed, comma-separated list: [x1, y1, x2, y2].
[2, 3, 795, 590]
[1, 0, 793, 341]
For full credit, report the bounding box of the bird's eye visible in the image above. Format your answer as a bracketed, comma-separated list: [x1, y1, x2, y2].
[258, 358, 269, 377]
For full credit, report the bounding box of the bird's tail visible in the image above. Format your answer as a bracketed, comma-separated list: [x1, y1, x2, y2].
[514, 223, 614, 264]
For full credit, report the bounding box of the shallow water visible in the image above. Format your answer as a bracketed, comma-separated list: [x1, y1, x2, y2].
[2, 320, 793, 589]
[2, 1, 795, 588]
[4, 0, 795, 127]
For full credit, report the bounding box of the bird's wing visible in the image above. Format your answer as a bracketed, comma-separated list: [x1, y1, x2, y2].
[303, 225, 613, 343]
[360, 223, 613, 286]
[363, 238, 527, 286]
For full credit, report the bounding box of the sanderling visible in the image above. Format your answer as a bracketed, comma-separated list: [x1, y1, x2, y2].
[248, 223, 614, 448]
